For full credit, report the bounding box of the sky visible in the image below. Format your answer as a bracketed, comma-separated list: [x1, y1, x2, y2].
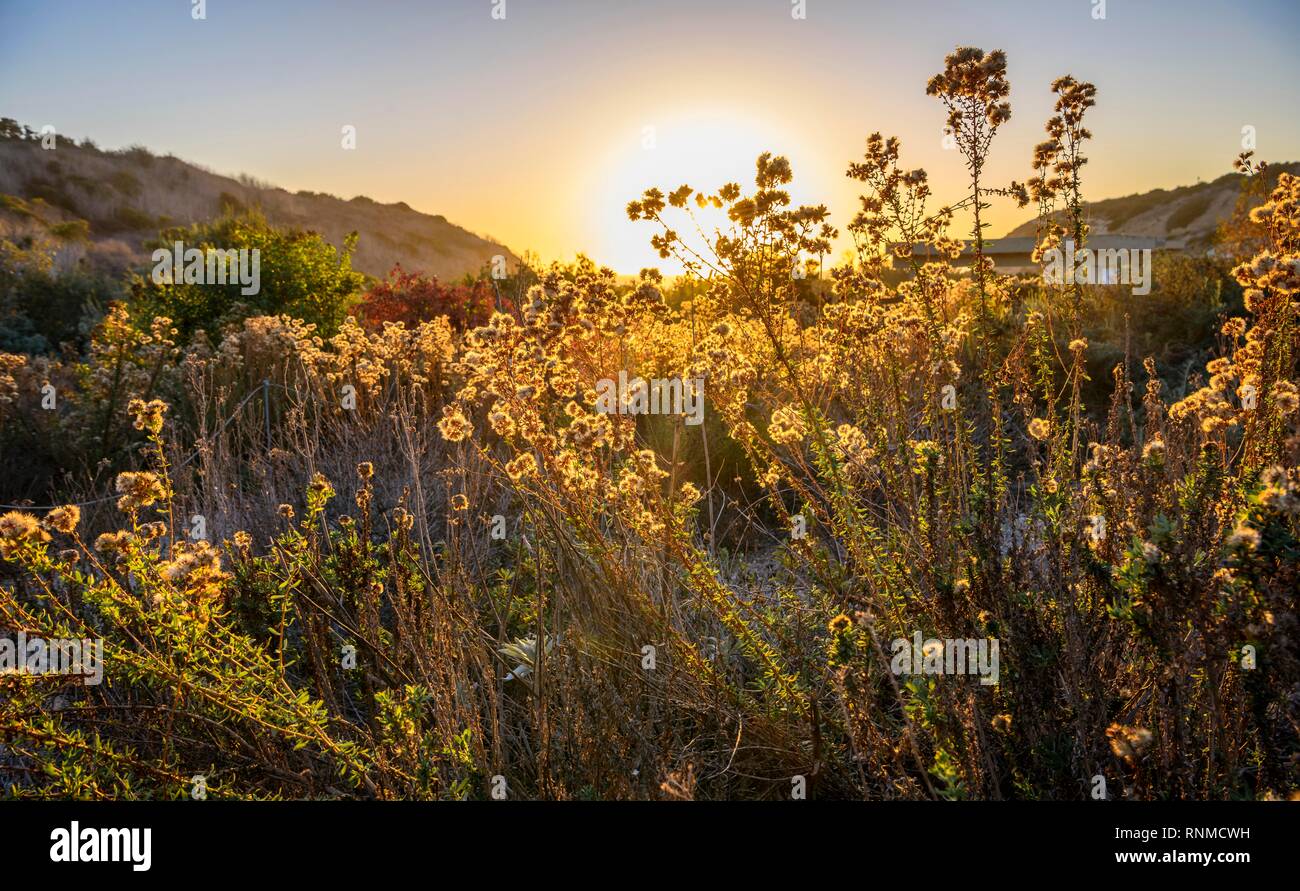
[2, 0, 1299, 273]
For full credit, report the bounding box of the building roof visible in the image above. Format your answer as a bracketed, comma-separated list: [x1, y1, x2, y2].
[904, 235, 1185, 257]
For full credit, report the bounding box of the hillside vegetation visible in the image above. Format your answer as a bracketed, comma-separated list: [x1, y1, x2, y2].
[0, 123, 516, 282]
[1006, 162, 1300, 248]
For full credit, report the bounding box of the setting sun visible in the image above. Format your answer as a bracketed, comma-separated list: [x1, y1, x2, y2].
[586, 109, 832, 274]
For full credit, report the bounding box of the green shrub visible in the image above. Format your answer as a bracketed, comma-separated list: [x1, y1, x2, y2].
[133, 212, 366, 341]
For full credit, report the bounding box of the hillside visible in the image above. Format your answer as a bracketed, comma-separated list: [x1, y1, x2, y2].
[1005, 161, 1300, 248]
[0, 130, 517, 281]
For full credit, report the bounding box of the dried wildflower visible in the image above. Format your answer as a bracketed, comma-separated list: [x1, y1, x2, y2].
[828, 613, 853, 634]
[0, 510, 50, 558]
[438, 405, 472, 442]
[159, 540, 228, 597]
[1028, 417, 1051, 440]
[115, 471, 166, 513]
[1141, 436, 1165, 464]
[139, 521, 167, 542]
[1068, 337, 1088, 354]
[1256, 466, 1300, 517]
[94, 530, 132, 555]
[616, 469, 645, 497]
[1221, 317, 1247, 339]
[926, 46, 1012, 132]
[991, 714, 1012, 732]
[43, 505, 80, 534]
[1209, 371, 1234, 393]
[768, 405, 807, 445]
[356, 461, 374, 481]
[1082, 442, 1114, 477]
[308, 473, 335, 501]
[488, 407, 516, 437]
[832, 423, 876, 470]
[450, 494, 469, 512]
[1272, 380, 1299, 414]
[1201, 415, 1230, 435]
[505, 452, 538, 482]
[128, 397, 169, 435]
[563, 411, 611, 450]
[1106, 723, 1153, 764]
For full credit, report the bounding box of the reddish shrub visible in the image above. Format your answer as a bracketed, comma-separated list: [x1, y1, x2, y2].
[359, 265, 507, 330]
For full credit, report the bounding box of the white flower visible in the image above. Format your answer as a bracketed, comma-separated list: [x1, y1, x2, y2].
[499, 635, 558, 685]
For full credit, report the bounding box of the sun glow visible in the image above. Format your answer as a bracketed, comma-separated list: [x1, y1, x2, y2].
[586, 109, 833, 276]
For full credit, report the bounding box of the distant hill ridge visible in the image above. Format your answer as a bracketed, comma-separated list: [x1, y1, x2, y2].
[0, 126, 518, 281]
[1004, 162, 1300, 248]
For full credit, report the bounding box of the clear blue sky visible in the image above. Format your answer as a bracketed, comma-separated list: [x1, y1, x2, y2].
[2, 0, 1298, 270]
